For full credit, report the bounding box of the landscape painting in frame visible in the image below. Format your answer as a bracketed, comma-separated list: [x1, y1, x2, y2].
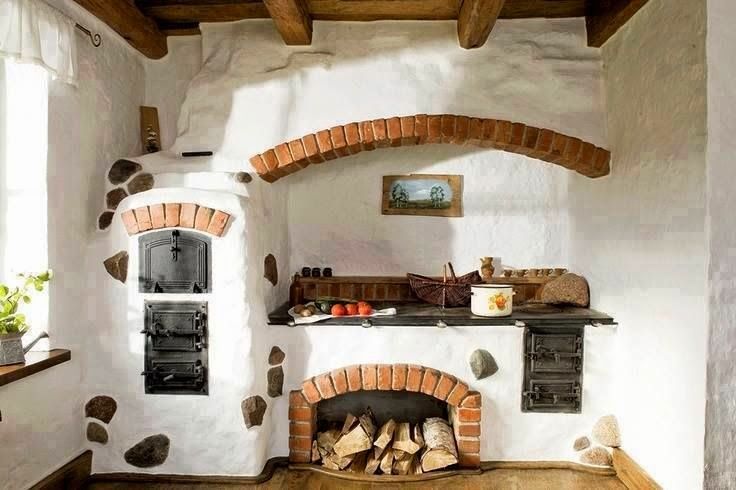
[382, 174, 463, 217]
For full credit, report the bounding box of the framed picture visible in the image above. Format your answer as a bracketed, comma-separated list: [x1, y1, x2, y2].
[382, 174, 463, 217]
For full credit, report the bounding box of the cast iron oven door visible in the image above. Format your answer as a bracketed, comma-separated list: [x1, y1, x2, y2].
[142, 301, 208, 395]
[139, 229, 210, 293]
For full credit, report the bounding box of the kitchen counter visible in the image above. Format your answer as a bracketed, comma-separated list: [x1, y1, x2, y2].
[267, 302, 615, 327]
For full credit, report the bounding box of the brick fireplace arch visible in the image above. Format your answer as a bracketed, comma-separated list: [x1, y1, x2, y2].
[120, 203, 231, 237]
[250, 114, 610, 182]
[289, 363, 482, 468]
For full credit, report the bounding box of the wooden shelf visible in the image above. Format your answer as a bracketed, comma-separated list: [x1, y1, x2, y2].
[0, 349, 71, 387]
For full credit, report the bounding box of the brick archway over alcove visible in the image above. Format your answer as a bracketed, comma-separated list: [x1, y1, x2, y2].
[250, 114, 610, 182]
[289, 364, 482, 468]
[120, 203, 231, 237]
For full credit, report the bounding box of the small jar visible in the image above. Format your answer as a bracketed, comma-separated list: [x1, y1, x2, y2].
[311, 267, 321, 278]
[323, 267, 333, 277]
[301, 267, 311, 277]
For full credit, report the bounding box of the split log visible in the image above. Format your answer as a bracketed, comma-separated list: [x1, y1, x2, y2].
[334, 424, 373, 457]
[317, 429, 341, 459]
[393, 449, 407, 461]
[421, 417, 459, 472]
[374, 419, 396, 454]
[348, 451, 368, 473]
[393, 454, 415, 475]
[324, 452, 355, 470]
[311, 440, 320, 463]
[342, 413, 359, 435]
[392, 422, 422, 454]
[412, 457, 424, 475]
[358, 411, 377, 439]
[365, 451, 381, 474]
[379, 447, 395, 474]
[413, 424, 425, 449]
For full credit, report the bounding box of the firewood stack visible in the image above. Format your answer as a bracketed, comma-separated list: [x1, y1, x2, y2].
[312, 409, 459, 475]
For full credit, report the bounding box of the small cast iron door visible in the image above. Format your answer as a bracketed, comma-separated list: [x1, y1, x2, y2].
[139, 229, 210, 293]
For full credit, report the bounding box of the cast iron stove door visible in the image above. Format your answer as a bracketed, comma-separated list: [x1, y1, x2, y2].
[139, 229, 210, 293]
[142, 301, 208, 395]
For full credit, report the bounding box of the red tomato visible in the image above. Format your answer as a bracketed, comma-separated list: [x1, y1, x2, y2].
[331, 304, 347, 316]
[345, 303, 359, 316]
[358, 304, 373, 316]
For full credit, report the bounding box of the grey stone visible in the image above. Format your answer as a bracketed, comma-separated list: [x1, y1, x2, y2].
[264, 254, 278, 286]
[108, 159, 142, 185]
[124, 434, 170, 468]
[541, 273, 590, 307]
[268, 346, 285, 365]
[592, 415, 621, 447]
[106, 188, 128, 210]
[87, 422, 109, 444]
[85, 396, 117, 423]
[103, 251, 128, 284]
[573, 436, 591, 451]
[127, 173, 154, 195]
[469, 349, 498, 380]
[580, 446, 612, 466]
[235, 172, 253, 183]
[98, 211, 114, 230]
[267, 366, 284, 398]
[242, 396, 267, 428]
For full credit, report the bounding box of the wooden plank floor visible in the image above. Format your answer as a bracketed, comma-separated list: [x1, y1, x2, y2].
[86, 466, 627, 489]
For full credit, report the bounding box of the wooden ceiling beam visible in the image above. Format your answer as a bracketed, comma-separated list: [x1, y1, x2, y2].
[586, 0, 650, 48]
[457, 0, 507, 49]
[139, 3, 269, 23]
[73, 0, 168, 59]
[263, 0, 313, 45]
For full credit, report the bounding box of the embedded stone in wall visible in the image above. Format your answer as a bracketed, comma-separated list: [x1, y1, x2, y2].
[98, 211, 114, 230]
[127, 173, 155, 195]
[580, 446, 612, 466]
[86, 422, 109, 444]
[103, 251, 129, 284]
[108, 159, 142, 184]
[268, 366, 284, 398]
[574, 436, 591, 451]
[242, 395, 267, 428]
[124, 434, 170, 468]
[268, 346, 285, 365]
[85, 395, 117, 423]
[264, 254, 278, 286]
[592, 414, 621, 447]
[235, 172, 253, 183]
[106, 188, 128, 210]
[469, 349, 498, 380]
[541, 273, 590, 307]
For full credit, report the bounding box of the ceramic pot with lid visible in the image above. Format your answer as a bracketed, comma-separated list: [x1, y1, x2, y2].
[470, 284, 514, 317]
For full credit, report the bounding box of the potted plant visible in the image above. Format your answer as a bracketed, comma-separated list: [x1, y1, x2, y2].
[0, 271, 52, 366]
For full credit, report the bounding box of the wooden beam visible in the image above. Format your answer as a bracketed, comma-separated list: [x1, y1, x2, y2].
[586, 0, 650, 48]
[73, 0, 168, 59]
[612, 448, 662, 489]
[140, 3, 269, 23]
[30, 450, 92, 490]
[457, 0, 507, 49]
[263, 0, 313, 45]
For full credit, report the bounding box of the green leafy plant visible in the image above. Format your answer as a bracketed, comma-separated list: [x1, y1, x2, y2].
[0, 271, 52, 335]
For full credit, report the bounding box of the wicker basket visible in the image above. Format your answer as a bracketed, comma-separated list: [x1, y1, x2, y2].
[407, 263, 483, 307]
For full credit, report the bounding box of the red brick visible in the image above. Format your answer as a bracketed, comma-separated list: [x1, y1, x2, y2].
[288, 406, 314, 421]
[149, 204, 165, 229]
[522, 126, 540, 154]
[164, 203, 181, 228]
[454, 116, 470, 144]
[259, 173, 278, 183]
[331, 368, 348, 395]
[440, 115, 457, 143]
[134, 206, 152, 232]
[510, 122, 526, 148]
[358, 121, 376, 151]
[549, 133, 569, 164]
[315, 373, 336, 399]
[262, 149, 279, 172]
[121, 210, 139, 235]
[534, 129, 555, 157]
[376, 364, 392, 390]
[274, 143, 294, 168]
[289, 421, 313, 437]
[461, 391, 482, 408]
[457, 438, 481, 453]
[288, 139, 309, 168]
[289, 436, 312, 452]
[392, 364, 407, 390]
[346, 365, 362, 392]
[289, 390, 309, 408]
[249, 154, 269, 175]
[206, 210, 230, 237]
[290, 450, 311, 463]
[458, 407, 481, 423]
[194, 206, 214, 232]
[426, 115, 442, 144]
[591, 147, 611, 177]
[372, 119, 390, 148]
[414, 114, 428, 143]
[315, 129, 337, 160]
[385, 117, 401, 148]
[361, 364, 377, 390]
[420, 369, 440, 396]
[302, 134, 325, 164]
[458, 423, 481, 437]
[495, 120, 513, 149]
[479, 119, 498, 148]
[180, 203, 197, 228]
[446, 381, 469, 406]
[433, 373, 457, 401]
[344, 123, 361, 154]
[458, 452, 481, 467]
[302, 379, 321, 404]
[400, 116, 417, 145]
[406, 365, 424, 392]
[467, 118, 483, 145]
[329, 126, 350, 157]
[575, 142, 597, 175]
[562, 137, 582, 170]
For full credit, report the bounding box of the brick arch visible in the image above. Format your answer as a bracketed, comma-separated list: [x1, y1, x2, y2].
[120, 203, 231, 237]
[250, 114, 610, 182]
[289, 363, 482, 468]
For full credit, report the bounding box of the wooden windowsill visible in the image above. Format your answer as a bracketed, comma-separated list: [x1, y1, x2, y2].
[0, 349, 71, 387]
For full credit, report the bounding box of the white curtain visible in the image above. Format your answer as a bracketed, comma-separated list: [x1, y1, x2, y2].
[0, 0, 77, 85]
